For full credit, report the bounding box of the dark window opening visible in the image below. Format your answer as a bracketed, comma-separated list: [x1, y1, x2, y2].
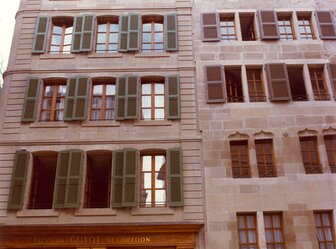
[299, 136, 322, 174]
[225, 67, 244, 102]
[287, 66, 308, 101]
[255, 139, 277, 177]
[324, 135, 336, 173]
[246, 68, 266, 102]
[309, 67, 330, 101]
[239, 14, 256, 41]
[230, 140, 250, 178]
[28, 153, 57, 209]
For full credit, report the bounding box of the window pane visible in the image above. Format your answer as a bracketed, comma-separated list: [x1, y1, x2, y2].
[55, 98, 64, 109]
[92, 97, 102, 108]
[50, 46, 60, 53]
[142, 96, 151, 108]
[105, 96, 115, 108]
[41, 111, 51, 121]
[110, 23, 118, 32]
[58, 86, 67, 96]
[155, 173, 165, 188]
[143, 23, 151, 32]
[96, 44, 105, 52]
[154, 23, 163, 31]
[142, 109, 151, 120]
[142, 84, 151, 94]
[154, 43, 164, 50]
[142, 44, 151, 51]
[53, 26, 62, 34]
[155, 189, 166, 204]
[155, 83, 164, 94]
[155, 33, 163, 42]
[93, 85, 103, 95]
[98, 34, 106, 43]
[155, 155, 165, 171]
[106, 85, 116, 95]
[45, 86, 54, 96]
[55, 110, 64, 121]
[155, 109, 164, 120]
[64, 34, 72, 45]
[143, 172, 151, 188]
[108, 44, 118, 52]
[143, 33, 152, 43]
[142, 156, 152, 171]
[98, 24, 107, 32]
[42, 99, 52, 109]
[109, 33, 118, 43]
[51, 35, 61, 45]
[65, 26, 73, 34]
[155, 96, 164, 108]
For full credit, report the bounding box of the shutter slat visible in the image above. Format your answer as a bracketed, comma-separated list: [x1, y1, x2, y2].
[21, 78, 41, 122]
[165, 14, 178, 51]
[127, 14, 140, 51]
[166, 75, 180, 119]
[315, 11, 336, 40]
[119, 16, 129, 52]
[201, 13, 220, 41]
[265, 64, 291, 101]
[258, 11, 280, 40]
[122, 148, 138, 207]
[125, 76, 138, 119]
[81, 15, 95, 51]
[205, 65, 226, 103]
[72, 16, 83, 52]
[168, 148, 183, 207]
[112, 150, 124, 208]
[33, 16, 50, 53]
[116, 77, 126, 120]
[327, 64, 336, 100]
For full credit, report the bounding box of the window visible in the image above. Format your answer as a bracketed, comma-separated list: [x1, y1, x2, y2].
[324, 135, 336, 173]
[91, 81, 116, 121]
[40, 81, 66, 122]
[140, 153, 167, 207]
[28, 152, 57, 209]
[309, 67, 330, 101]
[84, 152, 112, 208]
[255, 139, 276, 177]
[225, 67, 244, 102]
[142, 16, 164, 52]
[230, 140, 250, 178]
[264, 213, 285, 249]
[314, 211, 335, 249]
[141, 78, 165, 120]
[297, 13, 314, 40]
[277, 14, 294, 40]
[50, 18, 73, 54]
[220, 14, 236, 41]
[299, 136, 322, 174]
[287, 66, 308, 101]
[239, 13, 256, 41]
[237, 213, 258, 249]
[96, 17, 119, 53]
[246, 68, 266, 102]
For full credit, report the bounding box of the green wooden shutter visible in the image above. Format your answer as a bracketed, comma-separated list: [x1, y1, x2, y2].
[81, 15, 95, 51]
[112, 150, 124, 208]
[165, 14, 178, 51]
[21, 78, 41, 122]
[119, 16, 129, 52]
[115, 76, 126, 120]
[166, 75, 180, 119]
[54, 150, 70, 208]
[167, 148, 183, 207]
[72, 16, 83, 52]
[125, 76, 139, 119]
[122, 148, 138, 207]
[64, 78, 77, 120]
[7, 151, 30, 210]
[33, 16, 50, 53]
[127, 14, 140, 51]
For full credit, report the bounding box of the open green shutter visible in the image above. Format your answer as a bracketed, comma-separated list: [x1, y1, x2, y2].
[7, 151, 30, 210]
[116, 77, 126, 120]
[166, 76, 180, 120]
[127, 14, 140, 51]
[168, 148, 183, 207]
[81, 15, 95, 51]
[21, 78, 41, 122]
[73, 77, 89, 120]
[122, 148, 138, 207]
[72, 16, 83, 52]
[165, 14, 178, 51]
[33, 16, 50, 53]
[64, 78, 76, 120]
[54, 150, 70, 208]
[112, 150, 124, 208]
[119, 16, 129, 52]
[125, 76, 139, 119]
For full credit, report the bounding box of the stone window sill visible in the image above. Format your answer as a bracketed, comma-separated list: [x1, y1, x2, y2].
[131, 207, 174, 216]
[133, 120, 173, 126]
[88, 52, 123, 58]
[75, 208, 117, 216]
[135, 52, 171, 58]
[82, 120, 121, 127]
[39, 53, 75, 59]
[16, 209, 60, 217]
[30, 122, 68, 128]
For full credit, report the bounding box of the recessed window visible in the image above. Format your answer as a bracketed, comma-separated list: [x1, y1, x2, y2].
[230, 140, 250, 178]
[299, 136, 322, 174]
[309, 67, 330, 101]
[141, 78, 165, 120]
[142, 16, 164, 52]
[239, 13, 256, 41]
[225, 67, 244, 102]
[277, 13, 294, 40]
[324, 135, 336, 173]
[96, 17, 119, 53]
[264, 213, 285, 249]
[40, 80, 67, 122]
[287, 66, 308, 101]
[297, 13, 314, 40]
[140, 153, 167, 207]
[220, 14, 236, 41]
[28, 153, 57, 209]
[91, 80, 116, 121]
[84, 152, 112, 208]
[237, 213, 258, 249]
[314, 211, 335, 249]
[255, 139, 276, 177]
[50, 18, 73, 54]
[246, 68, 266, 102]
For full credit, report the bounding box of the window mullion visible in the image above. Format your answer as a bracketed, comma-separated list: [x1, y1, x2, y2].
[101, 84, 106, 120]
[151, 82, 155, 120]
[50, 85, 58, 121]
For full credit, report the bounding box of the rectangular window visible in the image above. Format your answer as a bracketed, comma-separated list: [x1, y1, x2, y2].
[237, 213, 258, 249]
[140, 154, 167, 207]
[225, 67, 244, 102]
[324, 135, 336, 173]
[40, 82, 66, 122]
[255, 139, 276, 177]
[309, 67, 330, 101]
[299, 136, 322, 174]
[246, 68, 266, 102]
[314, 211, 335, 249]
[141, 78, 165, 120]
[220, 14, 236, 41]
[91, 82, 116, 121]
[297, 13, 314, 40]
[287, 66, 308, 101]
[230, 140, 250, 178]
[277, 13, 295, 40]
[264, 213, 285, 249]
[50, 18, 73, 54]
[142, 16, 164, 52]
[84, 152, 112, 208]
[96, 17, 119, 53]
[239, 13, 256, 41]
[28, 153, 57, 209]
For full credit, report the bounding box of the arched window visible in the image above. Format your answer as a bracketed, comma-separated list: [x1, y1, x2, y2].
[49, 17, 73, 54]
[141, 16, 164, 52]
[141, 77, 165, 120]
[96, 16, 119, 53]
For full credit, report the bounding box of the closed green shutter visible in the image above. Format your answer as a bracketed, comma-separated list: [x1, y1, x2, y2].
[125, 76, 139, 119]
[127, 14, 140, 51]
[112, 150, 124, 208]
[72, 15, 95, 52]
[122, 148, 138, 207]
[119, 16, 129, 52]
[167, 148, 183, 207]
[165, 14, 178, 51]
[115, 77, 126, 120]
[21, 78, 41, 122]
[54, 150, 70, 208]
[7, 151, 30, 210]
[166, 76, 180, 120]
[72, 16, 83, 52]
[32, 16, 50, 53]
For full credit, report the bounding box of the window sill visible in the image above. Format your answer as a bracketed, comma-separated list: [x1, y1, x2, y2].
[75, 208, 117, 216]
[16, 209, 60, 217]
[30, 122, 68, 128]
[135, 52, 171, 58]
[133, 120, 173, 126]
[131, 207, 174, 216]
[88, 52, 123, 58]
[39, 53, 75, 59]
[82, 120, 120, 127]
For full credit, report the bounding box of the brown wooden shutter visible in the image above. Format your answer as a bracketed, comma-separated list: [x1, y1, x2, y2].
[327, 64, 336, 100]
[265, 64, 291, 101]
[165, 14, 178, 51]
[21, 78, 41, 122]
[125, 76, 139, 119]
[122, 148, 138, 207]
[7, 151, 30, 210]
[168, 148, 183, 207]
[127, 14, 140, 51]
[119, 16, 129, 52]
[201, 13, 220, 41]
[33, 17, 50, 53]
[72, 16, 83, 52]
[166, 75, 180, 119]
[116, 77, 126, 120]
[112, 150, 124, 208]
[205, 65, 226, 103]
[315, 11, 336, 40]
[258, 10, 280, 40]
